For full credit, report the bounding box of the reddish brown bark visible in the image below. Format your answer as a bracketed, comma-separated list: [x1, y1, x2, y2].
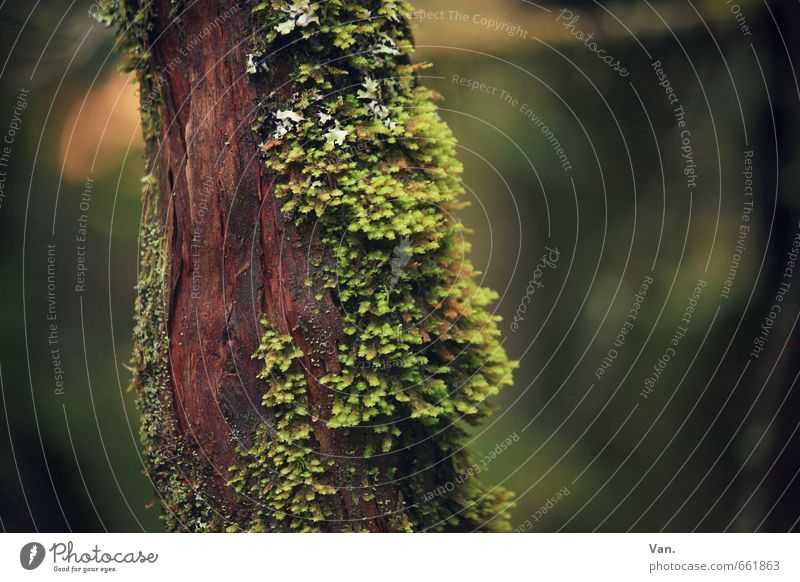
[146, 0, 391, 530]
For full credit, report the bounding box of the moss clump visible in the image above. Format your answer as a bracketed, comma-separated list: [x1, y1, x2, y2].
[227, 320, 338, 532]
[244, 0, 517, 531]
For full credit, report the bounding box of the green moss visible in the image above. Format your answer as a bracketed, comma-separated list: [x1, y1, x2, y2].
[245, 0, 517, 532]
[228, 320, 339, 532]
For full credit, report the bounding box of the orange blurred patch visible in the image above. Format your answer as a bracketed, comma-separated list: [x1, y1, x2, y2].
[60, 72, 142, 181]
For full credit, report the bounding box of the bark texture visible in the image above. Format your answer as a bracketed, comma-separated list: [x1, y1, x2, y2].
[101, 0, 515, 532]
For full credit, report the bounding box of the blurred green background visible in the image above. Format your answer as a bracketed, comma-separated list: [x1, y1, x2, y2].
[1, 0, 799, 532]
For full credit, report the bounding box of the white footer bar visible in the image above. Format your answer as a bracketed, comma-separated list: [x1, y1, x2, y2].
[1, 533, 796, 581]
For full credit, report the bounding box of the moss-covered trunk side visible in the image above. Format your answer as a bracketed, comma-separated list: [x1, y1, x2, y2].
[100, 0, 516, 532]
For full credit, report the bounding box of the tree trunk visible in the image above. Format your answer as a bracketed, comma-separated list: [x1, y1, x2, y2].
[100, 0, 515, 532]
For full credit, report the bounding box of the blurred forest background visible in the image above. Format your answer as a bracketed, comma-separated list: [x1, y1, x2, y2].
[1, 0, 800, 532]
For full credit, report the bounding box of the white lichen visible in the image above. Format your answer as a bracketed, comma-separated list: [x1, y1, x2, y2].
[357, 77, 381, 101]
[357, 78, 396, 130]
[325, 122, 349, 146]
[276, 0, 320, 35]
[276, 109, 305, 124]
[246, 52, 267, 75]
[374, 34, 399, 56]
[273, 109, 305, 139]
